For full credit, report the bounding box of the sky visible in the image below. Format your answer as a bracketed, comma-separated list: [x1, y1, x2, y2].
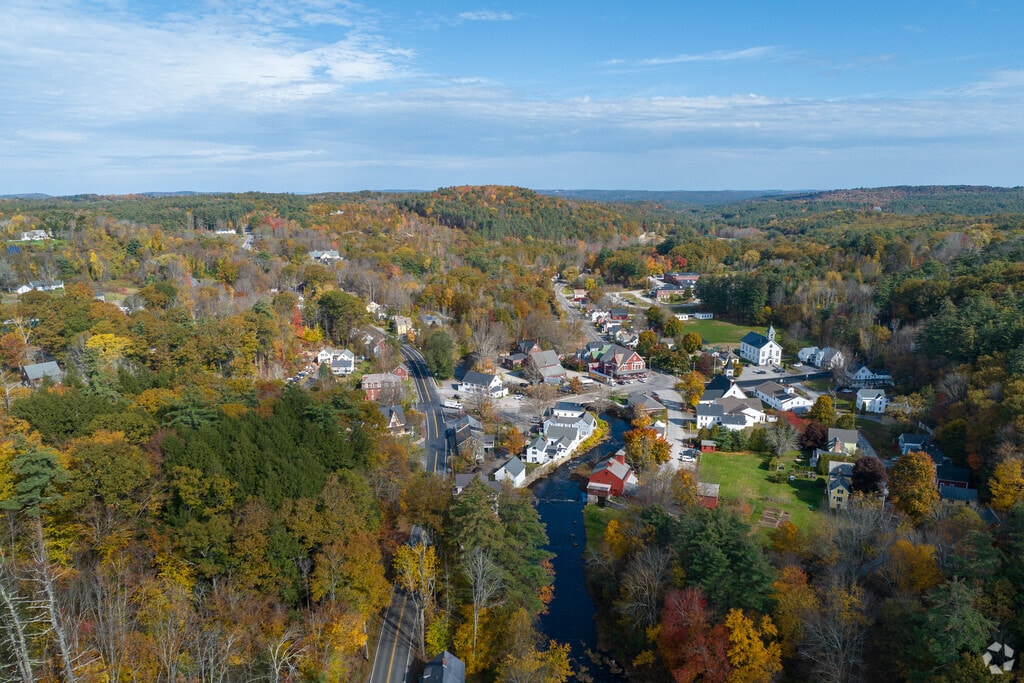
[2, 0, 1023, 195]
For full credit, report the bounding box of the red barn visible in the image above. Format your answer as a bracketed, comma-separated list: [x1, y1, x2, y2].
[587, 451, 638, 501]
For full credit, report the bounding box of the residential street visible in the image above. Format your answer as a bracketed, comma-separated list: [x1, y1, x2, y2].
[367, 348, 442, 683]
[553, 285, 603, 344]
[368, 588, 417, 683]
[401, 344, 448, 474]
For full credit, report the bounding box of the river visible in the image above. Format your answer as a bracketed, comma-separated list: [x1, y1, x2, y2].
[531, 414, 630, 682]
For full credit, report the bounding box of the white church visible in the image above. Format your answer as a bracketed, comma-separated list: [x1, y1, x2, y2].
[739, 325, 783, 367]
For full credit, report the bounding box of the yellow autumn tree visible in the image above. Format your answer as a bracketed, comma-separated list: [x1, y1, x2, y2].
[603, 518, 632, 562]
[132, 388, 179, 415]
[882, 539, 945, 595]
[888, 451, 939, 522]
[675, 371, 706, 409]
[87, 250, 105, 280]
[724, 609, 783, 683]
[770, 565, 819, 658]
[989, 458, 1024, 511]
[496, 640, 573, 683]
[85, 332, 134, 365]
[673, 468, 699, 509]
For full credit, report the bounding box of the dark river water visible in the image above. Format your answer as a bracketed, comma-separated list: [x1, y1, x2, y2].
[532, 414, 631, 683]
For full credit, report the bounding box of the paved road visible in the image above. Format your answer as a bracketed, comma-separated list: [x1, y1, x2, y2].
[368, 588, 417, 683]
[553, 284, 603, 344]
[401, 344, 448, 474]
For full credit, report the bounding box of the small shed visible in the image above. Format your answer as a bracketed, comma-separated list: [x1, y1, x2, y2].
[700, 439, 717, 453]
[697, 482, 720, 509]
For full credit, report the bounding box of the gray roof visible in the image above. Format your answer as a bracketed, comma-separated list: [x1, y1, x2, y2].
[756, 381, 788, 395]
[23, 361, 62, 382]
[828, 462, 854, 492]
[705, 375, 735, 392]
[628, 391, 665, 412]
[697, 482, 720, 497]
[422, 651, 466, 683]
[700, 389, 727, 403]
[937, 463, 970, 484]
[538, 364, 566, 379]
[530, 349, 562, 369]
[461, 370, 497, 387]
[697, 403, 725, 418]
[828, 428, 859, 445]
[498, 456, 526, 478]
[378, 405, 406, 426]
[939, 485, 978, 503]
[900, 433, 929, 446]
[543, 425, 579, 444]
[741, 331, 770, 348]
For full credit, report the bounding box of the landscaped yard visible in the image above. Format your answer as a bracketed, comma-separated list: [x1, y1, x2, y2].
[698, 450, 825, 536]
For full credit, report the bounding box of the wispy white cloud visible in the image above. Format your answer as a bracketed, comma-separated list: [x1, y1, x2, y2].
[960, 69, 1024, 94]
[0, 0, 412, 125]
[604, 46, 779, 68]
[2, 1, 1022, 193]
[456, 10, 516, 22]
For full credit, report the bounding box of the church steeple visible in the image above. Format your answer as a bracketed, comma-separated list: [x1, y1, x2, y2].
[767, 324, 776, 342]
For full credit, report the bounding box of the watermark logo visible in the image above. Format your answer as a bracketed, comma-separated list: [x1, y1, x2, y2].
[982, 641, 1015, 676]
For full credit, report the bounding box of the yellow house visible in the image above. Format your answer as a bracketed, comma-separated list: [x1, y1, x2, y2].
[828, 461, 854, 510]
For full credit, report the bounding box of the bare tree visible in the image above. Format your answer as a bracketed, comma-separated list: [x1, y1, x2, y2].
[800, 579, 871, 683]
[462, 548, 503, 657]
[0, 552, 35, 683]
[766, 421, 799, 459]
[469, 316, 510, 364]
[617, 547, 671, 629]
[0, 258, 19, 293]
[81, 554, 139, 682]
[32, 517, 83, 683]
[266, 625, 303, 683]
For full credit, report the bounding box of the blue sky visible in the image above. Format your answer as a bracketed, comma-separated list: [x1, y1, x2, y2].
[2, 0, 1023, 194]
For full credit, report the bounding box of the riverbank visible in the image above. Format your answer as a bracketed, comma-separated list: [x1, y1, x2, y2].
[531, 414, 630, 682]
[521, 417, 611, 488]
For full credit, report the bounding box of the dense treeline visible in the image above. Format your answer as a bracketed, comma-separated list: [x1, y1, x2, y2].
[396, 185, 649, 241]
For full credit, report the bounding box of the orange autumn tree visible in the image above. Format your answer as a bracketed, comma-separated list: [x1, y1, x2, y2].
[657, 587, 731, 683]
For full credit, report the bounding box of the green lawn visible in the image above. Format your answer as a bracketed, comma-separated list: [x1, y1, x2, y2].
[804, 378, 833, 393]
[583, 505, 623, 552]
[699, 451, 825, 536]
[673, 318, 763, 346]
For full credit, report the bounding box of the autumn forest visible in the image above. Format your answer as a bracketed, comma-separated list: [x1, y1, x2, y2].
[2, 185, 1024, 682]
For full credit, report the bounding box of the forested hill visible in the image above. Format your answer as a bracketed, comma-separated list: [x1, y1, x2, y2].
[0, 187, 672, 242]
[536, 189, 791, 206]
[5, 184, 1024, 241]
[394, 185, 651, 241]
[715, 185, 1024, 226]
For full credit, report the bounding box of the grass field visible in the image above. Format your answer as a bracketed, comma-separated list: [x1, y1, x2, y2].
[699, 451, 825, 535]
[673, 318, 763, 346]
